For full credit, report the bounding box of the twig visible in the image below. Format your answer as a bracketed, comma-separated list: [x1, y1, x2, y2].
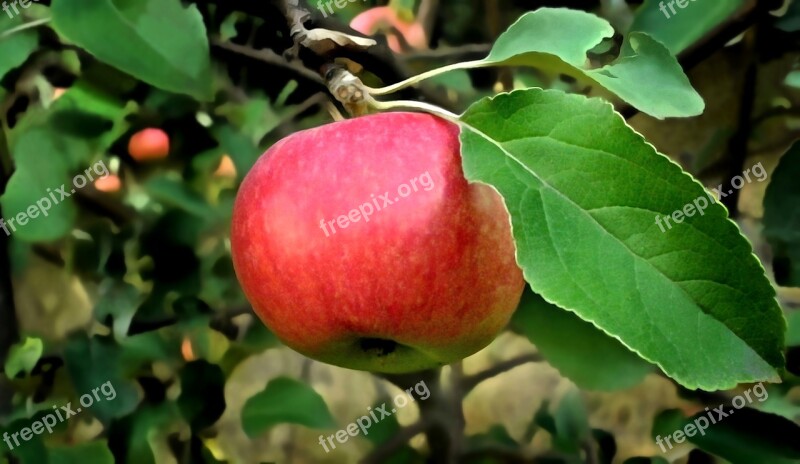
[211, 38, 325, 86]
[720, 29, 758, 217]
[0, 17, 51, 39]
[461, 353, 543, 392]
[0, 128, 18, 416]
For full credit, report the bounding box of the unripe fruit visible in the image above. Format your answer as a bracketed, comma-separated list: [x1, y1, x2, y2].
[128, 128, 170, 162]
[231, 112, 524, 373]
[214, 154, 237, 179]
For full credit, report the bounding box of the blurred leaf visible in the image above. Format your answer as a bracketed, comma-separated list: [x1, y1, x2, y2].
[776, 0, 800, 32]
[552, 388, 590, 452]
[95, 280, 140, 339]
[764, 142, 800, 287]
[0, 129, 89, 242]
[627, 0, 745, 54]
[4, 337, 43, 378]
[0, 19, 38, 80]
[178, 361, 226, 430]
[47, 441, 114, 464]
[240, 319, 279, 352]
[63, 335, 140, 423]
[389, 0, 417, 21]
[786, 71, 800, 89]
[683, 407, 800, 463]
[459, 88, 785, 390]
[108, 403, 180, 464]
[241, 377, 336, 437]
[144, 175, 213, 218]
[787, 311, 800, 347]
[466, 424, 519, 453]
[51, 0, 213, 100]
[1, 419, 48, 464]
[479, 8, 703, 118]
[512, 289, 653, 391]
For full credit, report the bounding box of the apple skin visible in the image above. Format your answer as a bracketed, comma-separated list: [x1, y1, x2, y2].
[128, 128, 170, 162]
[231, 112, 524, 373]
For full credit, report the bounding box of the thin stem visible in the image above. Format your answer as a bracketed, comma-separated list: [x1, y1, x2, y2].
[0, 17, 52, 39]
[369, 98, 461, 124]
[366, 60, 487, 96]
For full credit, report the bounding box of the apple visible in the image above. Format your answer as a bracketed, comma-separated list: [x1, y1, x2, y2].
[231, 112, 524, 373]
[128, 128, 170, 162]
[350, 7, 427, 53]
[94, 174, 122, 193]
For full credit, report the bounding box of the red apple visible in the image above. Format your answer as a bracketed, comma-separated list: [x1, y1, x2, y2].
[128, 128, 170, 162]
[350, 7, 427, 53]
[231, 112, 524, 373]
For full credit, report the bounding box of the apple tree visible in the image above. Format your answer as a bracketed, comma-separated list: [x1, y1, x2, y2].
[1, 0, 799, 463]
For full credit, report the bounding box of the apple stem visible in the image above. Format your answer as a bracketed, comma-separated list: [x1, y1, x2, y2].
[365, 60, 488, 96]
[369, 99, 461, 123]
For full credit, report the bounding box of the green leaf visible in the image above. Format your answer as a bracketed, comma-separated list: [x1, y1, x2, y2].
[144, 175, 213, 217]
[628, 0, 745, 54]
[479, 8, 703, 119]
[47, 441, 114, 464]
[667, 408, 800, 463]
[763, 142, 800, 287]
[51, 0, 212, 100]
[178, 361, 226, 430]
[4, 337, 43, 378]
[512, 289, 653, 391]
[552, 388, 590, 452]
[787, 311, 800, 347]
[458, 88, 785, 390]
[1, 419, 48, 464]
[0, 129, 89, 242]
[0, 19, 38, 80]
[95, 280, 140, 339]
[63, 335, 140, 423]
[241, 377, 336, 437]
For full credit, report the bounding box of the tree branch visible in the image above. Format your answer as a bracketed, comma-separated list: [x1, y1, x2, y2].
[461, 353, 543, 392]
[0, 128, 19, 416]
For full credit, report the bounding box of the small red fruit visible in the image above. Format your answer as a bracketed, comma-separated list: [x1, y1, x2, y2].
[128, 128, 170, 162]
[350, 7, 427, 53]
[231, 112, 524, 373]
[94, 174, 122, 193]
